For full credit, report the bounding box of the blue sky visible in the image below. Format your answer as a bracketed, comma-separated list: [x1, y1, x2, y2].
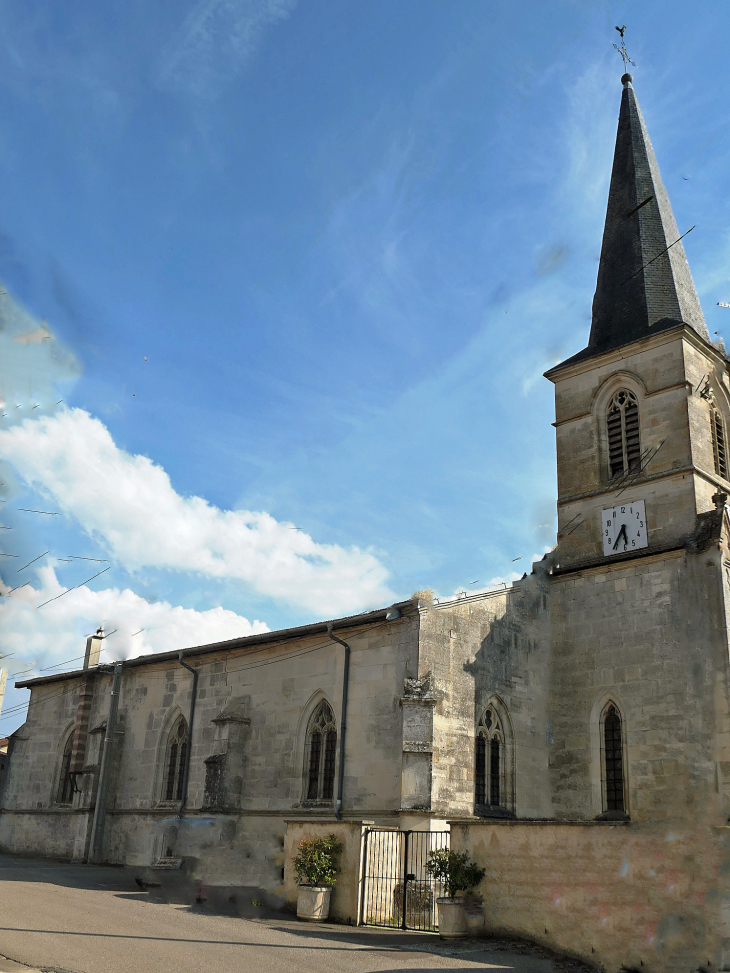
[1, 0, 729, 732]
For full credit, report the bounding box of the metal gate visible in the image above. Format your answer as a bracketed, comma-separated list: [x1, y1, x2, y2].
[359, 829, 450, 931]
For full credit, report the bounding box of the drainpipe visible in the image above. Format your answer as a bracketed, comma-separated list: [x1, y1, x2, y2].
[177, 651, 199, 818]
[88, 660, 123, 863]
[327, 624, 350, 821]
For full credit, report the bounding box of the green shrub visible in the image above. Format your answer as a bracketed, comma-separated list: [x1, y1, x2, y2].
[293, 834, 343, 887]
[425, 848, 485, 899]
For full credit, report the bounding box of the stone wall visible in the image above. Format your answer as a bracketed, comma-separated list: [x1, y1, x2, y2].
[415, 526, 730, 829]
[106, 810, 287, 892]
[106, 622, 415, 818]
[549, 329, 721, 572]
[0, 808, 91, 860]
[549, 545, 730, 823]
[0, 611, 420, 875]
[0, 678, 87, 814]
[450, 819, 729, 973]
[283, 819, 364, 921]
[417, 572, 553, 820]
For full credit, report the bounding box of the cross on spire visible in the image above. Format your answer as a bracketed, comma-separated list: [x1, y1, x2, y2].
[613, 25, 635, 72]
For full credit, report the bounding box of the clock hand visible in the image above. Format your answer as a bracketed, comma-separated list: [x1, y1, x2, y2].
[613, 524, 628, 551]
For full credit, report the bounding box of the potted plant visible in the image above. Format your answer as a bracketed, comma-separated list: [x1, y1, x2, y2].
[426, 848, 486, 939]
[293, 833, 343, 921]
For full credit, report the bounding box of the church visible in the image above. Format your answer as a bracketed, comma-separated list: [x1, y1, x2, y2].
[2, 71, 730, 973]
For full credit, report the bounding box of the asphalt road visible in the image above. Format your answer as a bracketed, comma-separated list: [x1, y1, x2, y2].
[0, 855, 590, 973]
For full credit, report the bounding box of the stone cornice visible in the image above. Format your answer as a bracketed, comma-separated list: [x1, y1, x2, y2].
[551, 545, 684, 580]
[447, 817, 631, 826]
[557, 465, 693, 507]
[558, 464, 730, 510]
[545, 324, 728, 385]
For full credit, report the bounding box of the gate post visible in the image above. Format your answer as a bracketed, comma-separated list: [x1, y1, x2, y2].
[358, 828, 370, 926]
[401, 830, 410, 930]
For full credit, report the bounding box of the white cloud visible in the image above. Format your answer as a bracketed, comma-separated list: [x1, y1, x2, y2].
[0, 287, 80, 426]
[0, 563, 268, 669]
[157, 0, 297, 98]
[486, 572, 522, 587]
[0, 408, 394, 617]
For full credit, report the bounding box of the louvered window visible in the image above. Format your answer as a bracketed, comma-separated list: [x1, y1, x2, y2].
[604, 705, 625, 813]
[711, 405, 728, 480]
[607, 390, 641, 477]
[305, 701, 337, 802]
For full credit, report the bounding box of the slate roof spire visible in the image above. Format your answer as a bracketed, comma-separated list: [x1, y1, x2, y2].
[586, 73, 709, 356]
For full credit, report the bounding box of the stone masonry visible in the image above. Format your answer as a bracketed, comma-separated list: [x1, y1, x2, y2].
[3, 73, 730, 973]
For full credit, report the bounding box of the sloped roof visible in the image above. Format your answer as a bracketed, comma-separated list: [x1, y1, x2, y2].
[16, 598, 414, 689]
[548, 74, 708, 375]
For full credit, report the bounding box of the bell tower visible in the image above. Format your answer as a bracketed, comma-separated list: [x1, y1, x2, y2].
[545, 73, 730, 571]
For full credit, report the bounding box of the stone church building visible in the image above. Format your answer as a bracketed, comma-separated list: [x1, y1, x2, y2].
[3, 73, 730, 972]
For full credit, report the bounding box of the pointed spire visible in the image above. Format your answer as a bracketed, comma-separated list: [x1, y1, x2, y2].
[586, 74, 709, 357]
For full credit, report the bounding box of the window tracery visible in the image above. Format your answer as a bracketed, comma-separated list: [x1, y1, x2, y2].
[607, 389, 641, 477]
[475, 707, 503, 809]
[164, 717, 188, 803]
[56, 732, 74, 805]
[304, 700, 337, 802]
[602, 703, 626, 814]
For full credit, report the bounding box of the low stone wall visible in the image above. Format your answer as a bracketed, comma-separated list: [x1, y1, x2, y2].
[104, 811, 286, 889]
[283, 819, 365, 922]
[0, 809, 91, 861]
[0, 807, 363, 919]
[450, 819, 730, 973]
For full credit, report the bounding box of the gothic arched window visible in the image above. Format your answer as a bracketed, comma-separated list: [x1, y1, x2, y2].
[475, 707, 504, 809]
[603, 704, 625, 814]
[607, 389, 641, 477]
[164, 717, 188, 802]
[710, 399, 728, 480]
[56, 732, 74, 805]
[304, 701, 337, 802]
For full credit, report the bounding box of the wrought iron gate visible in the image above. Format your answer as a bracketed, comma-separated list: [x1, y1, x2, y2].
[359, 828, 450, 931]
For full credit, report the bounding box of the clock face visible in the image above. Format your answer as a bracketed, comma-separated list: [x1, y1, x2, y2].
[602, 500, 648, 557]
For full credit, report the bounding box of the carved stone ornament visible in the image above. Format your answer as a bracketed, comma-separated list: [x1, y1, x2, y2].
[402, 741, 434, 754]
[402, 672, 435, 701]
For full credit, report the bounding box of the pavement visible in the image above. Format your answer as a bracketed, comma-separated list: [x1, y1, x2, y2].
[0, 855, 593, 973]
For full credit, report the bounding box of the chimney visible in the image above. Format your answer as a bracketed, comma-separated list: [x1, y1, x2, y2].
[84, 627, 104, 669]
[70, 627, 103, 776]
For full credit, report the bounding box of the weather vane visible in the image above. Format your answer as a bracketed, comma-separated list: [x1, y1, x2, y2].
[613, 25, 635, 72]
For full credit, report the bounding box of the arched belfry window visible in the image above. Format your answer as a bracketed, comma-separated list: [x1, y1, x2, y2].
[164, 717, 188, 802]
[607, 389, 641, 477]
[304, 701, 337, 802]
[475, 706, 504, 811]
[601, 703, 627, 816]
[56, 732, 74, 804]
[709, 394, 728, 480]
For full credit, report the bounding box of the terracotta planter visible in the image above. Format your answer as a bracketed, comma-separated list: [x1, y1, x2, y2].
[297, 885, 332, 921]
[436, 897, 466, 938]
